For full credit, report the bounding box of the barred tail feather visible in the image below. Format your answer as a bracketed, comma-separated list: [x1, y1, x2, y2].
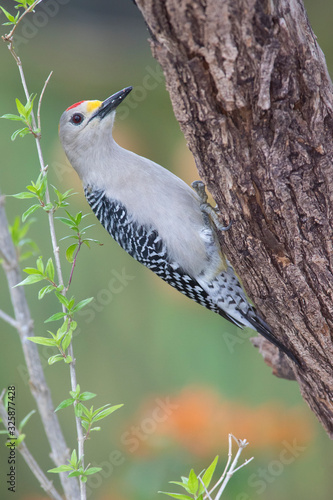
[240, 309, 300, 366]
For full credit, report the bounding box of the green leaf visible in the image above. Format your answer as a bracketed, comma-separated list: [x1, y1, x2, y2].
[70, 320, 77, 331]
[199, 456, 219, 494]
[1, 113, 24, 121]
[54, 290, 69, 308]
[89, 426, 101, 432]
[14, 274, 44, 286]
[25, 94, 36, 117]
[16, 98, 26, 117]
[75, 212, 82, 225]
[61, 330, 72, 351]
[48, 465, 73, 473]
[15, 434, 26, 446]
[68, 470, 82, 478]
[75, 403, 84, 418]
[36, 256, 44, 273]
[92, 404, 123, 422]
[11, 127, 29, 141]
[71, 384, 80, 398]
[56, 216, 76, 228]
[85, 467, 102, 475]
[38, 285, 54, 300]
[48, 355, 64, 365]
[27, 336, 57, 346]
[0, 6, 16, 23]
[22, 204, 40, 222]
[65, 243, 78, 263]
[70, 449, 78, 466]
[54, 398, 75, 412]
[64, 355, 72, 364]
[45, 258, 55, 282]
[44, 312, 67, 323]
[187, 469, 199, 496]
[43, 202, 53, 211]
[18, 128, 31, 138]
[72, 297, 94, 313]
[187, 469, 198, 496]
[23, 267, 41, 275]
[159, 493, 193, 500]
[56, 319, 69, 338]
[18, 410, 36, 431]
[78, 392, 96, 401]
[169, 482, 192, 494]
[11, 191, 37, 199]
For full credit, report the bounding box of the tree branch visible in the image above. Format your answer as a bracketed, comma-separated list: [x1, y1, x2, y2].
[0, 393, 63, 500]
[0, 194, 80, 498]
[135, 0, 333, 437]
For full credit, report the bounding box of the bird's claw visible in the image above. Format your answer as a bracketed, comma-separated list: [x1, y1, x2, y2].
[192, 180, 232, 232]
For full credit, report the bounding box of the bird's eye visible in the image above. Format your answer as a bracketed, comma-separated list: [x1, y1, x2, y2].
[71, 113, 84, 125]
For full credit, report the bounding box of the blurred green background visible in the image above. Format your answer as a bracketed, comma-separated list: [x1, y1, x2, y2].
[0, 1, 332, 499]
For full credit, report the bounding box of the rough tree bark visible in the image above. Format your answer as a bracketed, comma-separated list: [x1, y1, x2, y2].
[135, 0, 333, 437]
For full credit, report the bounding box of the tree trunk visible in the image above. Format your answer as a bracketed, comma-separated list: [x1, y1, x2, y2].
[135, 0, 333, 437]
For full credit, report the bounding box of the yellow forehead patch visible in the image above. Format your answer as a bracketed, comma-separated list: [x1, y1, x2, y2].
[86, 100, 102, 113]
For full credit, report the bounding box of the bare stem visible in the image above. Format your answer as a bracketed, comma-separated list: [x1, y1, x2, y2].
[0, 394, 63, 500]
[201, 435, 253, 500]
[215, 435, 253, 500]
[206, 434, 233, 498]
[67, 240, 82, 290]
[0, 309, 19, 329]
[37, 71, 53, 136]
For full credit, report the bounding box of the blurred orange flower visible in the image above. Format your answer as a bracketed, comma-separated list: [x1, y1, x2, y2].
[121, 386, 314, 458]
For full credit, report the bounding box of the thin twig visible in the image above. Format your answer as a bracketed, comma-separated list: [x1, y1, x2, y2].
[206, 434, 233, 498]
[67, 240, 82, 290]
[37, 71, 53, 139]
[0, 309, 19, 329]
[2, 0, 43, 42]
[0, 395, 63, 500]
[232, 456, 254, 473]
[215, 436, 252, 500]
[199, 477, 213, 500]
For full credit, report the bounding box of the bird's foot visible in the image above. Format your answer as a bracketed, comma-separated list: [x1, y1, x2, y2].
[191, 180, 232, 232]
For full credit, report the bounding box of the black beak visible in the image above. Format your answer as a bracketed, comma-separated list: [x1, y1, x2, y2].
[92, 86, 132, 120]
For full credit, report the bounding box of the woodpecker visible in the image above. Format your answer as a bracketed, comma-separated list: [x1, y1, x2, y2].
[59, 86, 298, 365]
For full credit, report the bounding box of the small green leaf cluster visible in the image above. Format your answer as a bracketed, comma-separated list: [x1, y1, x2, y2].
[28, 317, 77, 365]
[24, 285, 93, 365]
[48, 449, 102, 483]
[19, 255, 57, 288]
[11, 172, 74, 221]
[48, 387, 123, 482]
[13, 0, 36, 10]
[0, 390, 36, 447]
[0, 1, 38, 28]
[5, 216, 38, 262]
[55, 385, 123, 440]
[0, 5, 20, 26]
[0, 0, 36, 31]
[160, 456, 219, 500]
[57, 211, 101, 264]
[1, 95, 39, 140]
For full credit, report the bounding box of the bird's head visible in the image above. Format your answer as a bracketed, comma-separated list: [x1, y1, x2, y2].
[59, 86, 132, 173]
